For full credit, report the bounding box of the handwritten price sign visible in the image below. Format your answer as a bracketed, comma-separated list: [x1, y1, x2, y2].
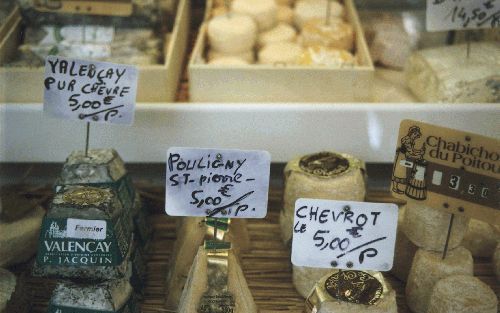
[426, 0, 500, 31]
[43, 56, 138, 125]
[291, 199, 398, 271]
[165, 147, 271, 218]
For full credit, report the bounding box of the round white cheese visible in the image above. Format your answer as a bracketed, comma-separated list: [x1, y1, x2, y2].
[297, 46, 356, 67]
[258, 42, 303, 65]
[277, 5, 294, 24]
[461, 219, 499, 258]
[258, 23, 297, 47]
[301, 17, 354, 51]
[207, 14, 257, 54]
[231, 0, 278, 31]
[294, 0, 344, 30]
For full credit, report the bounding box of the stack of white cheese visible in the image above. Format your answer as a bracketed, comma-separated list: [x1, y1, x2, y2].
[206, 0, 357, 68]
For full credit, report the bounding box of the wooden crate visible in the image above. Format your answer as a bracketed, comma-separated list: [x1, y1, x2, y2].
[0, 0, 190, 103]
[189, 0, 374, 103]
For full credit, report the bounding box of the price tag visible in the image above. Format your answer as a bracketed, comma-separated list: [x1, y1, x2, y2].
[165, 147, 271, 218]
[391, 119, 499, 225]
[43, 56, 138, 125]
[291, 199, 398, 271]
[426, 0, 500, 31]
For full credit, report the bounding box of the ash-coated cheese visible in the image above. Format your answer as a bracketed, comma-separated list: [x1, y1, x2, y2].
[294, 0, 344, 30]
[390, 206, 418, 282]
[258, 23, 297, 47]
[0, 206, 44, 267]
[231, 0, 277, 31]
[277, 5, 294, 24]
[405, 42, 500, 103]
[208, 14, 257, 54]
[280, 152, 365, 246]
[427, 275, 498, 313]
[258, 42, 303, 65]
[462, 219, 499, 258]
[405, 247, 473, 313]
[403, 201, 469, 252]
[301, 18, 354, 51]
[0, 269, 16, 313]
[208, 49, 255, 63]
[298, 46, 356, 67]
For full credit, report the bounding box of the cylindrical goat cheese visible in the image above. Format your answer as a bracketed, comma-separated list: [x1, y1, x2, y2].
[33, 186, 134, 281]
[47, 278, 138, 313]
[297, 46, 356, 67]
[305, 270, 397, 313]
[258, 42, 303, 65]
[390, 206, 418, 282]
[294, 0, 344, 30]
[427, 275, 498, 313]
[277, 5, 294, 25]
[231, 0, 277, 31]
[258, 23, 297, 47]
[208, 49, 255, 63]
[405, 247, 474, 313]
[403, 201, 469, 251]
[0, 205, 44, 267]
[301, 18, 354, 51]
[280, 152, 365, 246]
[462, 219, 499, 258]
[208, 14, 257, 54]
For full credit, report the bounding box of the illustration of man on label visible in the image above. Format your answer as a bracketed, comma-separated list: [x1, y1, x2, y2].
[392, 126, 428, 200]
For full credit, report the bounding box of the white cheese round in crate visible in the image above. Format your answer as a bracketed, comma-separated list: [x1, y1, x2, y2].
[258, 42, 303, 65]
[390, 206, 418, 282]
[405, 247, 473, 313]
[209, 56, 250, 65]
[258, 23, 297, 47]
[280, 152, 365, 246]
[0, 206, 44, 267]
[207, 14, 257, 54]
[461, 219, 499, 258]
[208, 49, 255, 63]
[277, 5, 294, 24]
[231, 0, 278, 31]
[301, 18, 354, 51]
[294, 0, 344, 30]
[297, 46, 356, 67]
[427, 275, 498, 313]
[403, 202, 469, 252]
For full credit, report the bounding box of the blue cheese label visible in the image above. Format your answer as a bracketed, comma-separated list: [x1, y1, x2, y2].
[37, 218, 127, 267]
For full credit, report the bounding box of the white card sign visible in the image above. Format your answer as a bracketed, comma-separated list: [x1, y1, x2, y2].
[291, 199, 399, 271]
[165, 147, 271, 218]
[426, 0, 500, 31]
[43, 56, 138, 125]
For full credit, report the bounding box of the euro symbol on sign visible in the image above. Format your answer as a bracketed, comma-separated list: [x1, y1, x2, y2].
[218, 184, 234, 197]
[103, 96, 115, 105]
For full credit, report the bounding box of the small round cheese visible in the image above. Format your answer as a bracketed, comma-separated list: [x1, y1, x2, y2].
[301, 17, 354, 51]
[406, 247, 473, 313]
[403, 202, 469, 252]
[298, 46, 356, 67]
[231, 0, 278, 31]
[294, 0, 344, 30]
[258, 42, 303, 65]
[207, 14, 257, 54]
[277, 5, 294, 25]
[428, 275, 498, 313]
[258, 23, 297, 47]
[208, 49, 255, 63]
[461, 219, 499, 258]
[209, 56, 250, 65]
